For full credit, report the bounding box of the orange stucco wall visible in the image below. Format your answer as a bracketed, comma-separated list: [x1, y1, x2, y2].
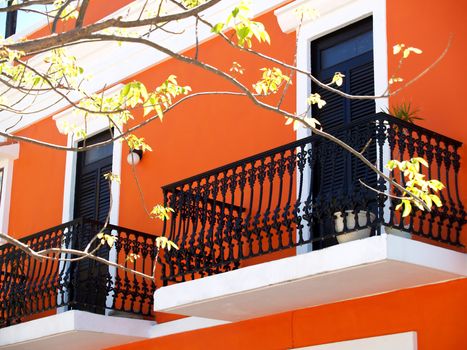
[106, 279, 467, 350]
[8, 117, 67, 237]
[387, 0, 467, 246]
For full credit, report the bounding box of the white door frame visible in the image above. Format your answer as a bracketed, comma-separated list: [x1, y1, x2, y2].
[275, 0, 389, 254]
[54, 90, 123, 314]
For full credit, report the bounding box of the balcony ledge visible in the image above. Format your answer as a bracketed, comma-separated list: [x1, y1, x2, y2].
[154, 234, 466, 321]
[0, 310, 229, 350]
[0, 310, 155, 350]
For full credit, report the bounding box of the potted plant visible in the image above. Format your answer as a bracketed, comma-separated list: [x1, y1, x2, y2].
[384, 223, 412, 239]
[334, 210, 376, 243]
[386, 101, 423, 123]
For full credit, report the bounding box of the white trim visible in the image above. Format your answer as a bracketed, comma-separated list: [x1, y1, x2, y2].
[58, 101, 123, 315]
[275, 0, 356, 34]
[53, 84, 124, 135]
[147, 316, 229, 338]
[59, 84, 124, 226]
[295, 331, 417, 350]
[0, 143, 19, 237]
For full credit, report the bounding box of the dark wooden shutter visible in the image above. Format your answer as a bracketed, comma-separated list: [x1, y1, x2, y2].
[349, 61, 375, 121]
[72, 130, 113, 313]
[76, 170, 99, 220]
[311, 18, 375, 199]
[97, 164, 113, 222]
[74, 131, 113, 221]
[349, 61, 377, 191]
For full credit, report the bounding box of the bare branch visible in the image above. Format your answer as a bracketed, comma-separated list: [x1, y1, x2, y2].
[51, 0, 73, 33]
[6, 0, 222, 54]
[75, 0, 90, 29]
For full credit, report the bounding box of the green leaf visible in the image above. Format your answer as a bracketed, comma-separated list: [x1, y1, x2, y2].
[211, 22, 224, 33]
[237, 26, 251, 41]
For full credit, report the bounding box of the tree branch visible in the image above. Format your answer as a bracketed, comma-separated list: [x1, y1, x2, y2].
[75, 0, 90, 29]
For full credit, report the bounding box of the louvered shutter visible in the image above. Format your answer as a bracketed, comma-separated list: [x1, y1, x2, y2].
[76, 169, 99, 221]
[349, 61, 375, 121]
[97, 163, 113, 222]
[349, 61, 377, 191]
[74, 130, 113, 222]
[311, 18, 375, 200]
[72, 131, 113, 313]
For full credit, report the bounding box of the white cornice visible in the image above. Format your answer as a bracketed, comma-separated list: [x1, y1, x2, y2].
[274, 0, 357, 33]
[0, 0, 288, 134]
[52, 84, 124, 135]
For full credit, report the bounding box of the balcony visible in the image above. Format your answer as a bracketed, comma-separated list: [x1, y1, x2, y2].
[155, 113, 466, 320]
[0, 113, 465, 333]
[0, 218, 158, 348]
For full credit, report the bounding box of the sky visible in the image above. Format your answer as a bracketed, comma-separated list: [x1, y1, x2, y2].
[0, 5, 49, 38]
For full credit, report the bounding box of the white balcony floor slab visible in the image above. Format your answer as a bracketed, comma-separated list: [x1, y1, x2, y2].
[0, 310, 154, 350]
[154, 234, 466, 321]
[0, 310, 228, 350]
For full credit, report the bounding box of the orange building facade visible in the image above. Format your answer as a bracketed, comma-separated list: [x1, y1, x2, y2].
[0, 0, 465, 349]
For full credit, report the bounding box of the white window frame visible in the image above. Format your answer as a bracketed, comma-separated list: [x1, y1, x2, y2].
[53, 85, 123, 315]
[54, 84, 124, 226]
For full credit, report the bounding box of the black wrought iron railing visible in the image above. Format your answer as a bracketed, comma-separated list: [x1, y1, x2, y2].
[160, 113, 465, 284]
[0, 218, 157, 328]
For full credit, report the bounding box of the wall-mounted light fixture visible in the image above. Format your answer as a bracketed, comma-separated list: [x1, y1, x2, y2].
[127, 149, 143, 165]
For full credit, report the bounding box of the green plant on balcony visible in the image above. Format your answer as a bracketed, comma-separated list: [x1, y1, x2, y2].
[386, 102, 423, 123]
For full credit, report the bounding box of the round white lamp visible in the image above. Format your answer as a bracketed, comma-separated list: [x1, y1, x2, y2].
[127, 149, 143, 165]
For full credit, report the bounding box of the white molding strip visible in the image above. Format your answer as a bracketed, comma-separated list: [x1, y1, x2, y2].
[147, 316, 229, 338]
[0, 143, 19, 160]
[275, 0, 357, 34]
